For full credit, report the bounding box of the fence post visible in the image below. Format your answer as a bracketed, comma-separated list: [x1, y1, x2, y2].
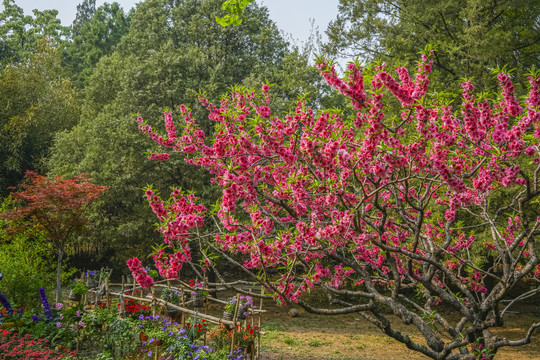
[84, 270, 89, 307]
[152, 287, 156, 318]
[105, 271, 111, 307]
[180, 287, 186, 324]
[230, 293, 241, 357]
[257, 287, 263, 360]
[94, 268, 104, 308]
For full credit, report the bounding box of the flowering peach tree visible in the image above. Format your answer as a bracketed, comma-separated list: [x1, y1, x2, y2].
[130, 50, 540, 359]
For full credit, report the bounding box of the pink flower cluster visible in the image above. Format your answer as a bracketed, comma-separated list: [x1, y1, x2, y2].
[317, 61, 367, 110]
[126, 257, 154, 289]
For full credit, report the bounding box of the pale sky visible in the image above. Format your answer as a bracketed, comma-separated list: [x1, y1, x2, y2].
[2, 0, 340, 45]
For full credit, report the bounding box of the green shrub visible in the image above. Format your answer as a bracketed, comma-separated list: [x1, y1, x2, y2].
[0, 231, 55, 310]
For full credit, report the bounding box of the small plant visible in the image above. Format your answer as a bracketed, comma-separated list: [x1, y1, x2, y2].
[188, 280, 209, 298]
[224, 295, 254, 318]
[71, 278, 89, 295]
[119, 293, 151, 319]
[185, 316, 209, 341]
[308, 339, 322, 347]
[18, 300, 84, 350]
[471, 338, 495, 360]
[0, 291, 16, 326]
[84, 268, 111, 287]
[138, 315, 209, 357]
[38, 287, 52, 321]
[161, 288, 182, 304]
[209, 323, 259, 352]
[102, 316, 138, 357]
[283, 335, 296, 346]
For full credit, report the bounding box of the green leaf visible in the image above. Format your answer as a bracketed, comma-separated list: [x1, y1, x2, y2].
[216, 0, 254, 27]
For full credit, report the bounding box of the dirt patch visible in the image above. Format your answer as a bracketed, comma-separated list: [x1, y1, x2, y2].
[256, 300, 540, 360]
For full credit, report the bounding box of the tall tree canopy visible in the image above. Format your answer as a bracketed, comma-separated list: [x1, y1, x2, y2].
[0, 42, 80, 197]
[0, 0, 69, 67]
[324, 0, 540, 90]
[63, 1, 131, 87]
[71, 0, 96, 37]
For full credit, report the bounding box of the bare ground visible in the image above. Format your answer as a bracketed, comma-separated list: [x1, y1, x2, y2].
[255, 300, 540, 360]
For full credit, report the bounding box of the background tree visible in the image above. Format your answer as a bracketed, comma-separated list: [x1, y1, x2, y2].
[2, 171, 107, 303]
[0, 0, 69, 67]
[71, 0, 96, 37]
[0, 0, 32, 66]
[63, 1, 131, 87]
[324, 0, 540, 91]
[0, 41, 80, 197]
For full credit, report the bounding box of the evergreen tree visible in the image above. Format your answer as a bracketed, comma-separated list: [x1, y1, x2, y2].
[64, 2, 131, 87]
[72, 0, 96, 37]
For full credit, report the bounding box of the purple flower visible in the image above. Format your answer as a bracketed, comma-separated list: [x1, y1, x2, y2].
[56, 322, 62, 328]
[0, 291, 13, 315]
[39, 287, 52, 321]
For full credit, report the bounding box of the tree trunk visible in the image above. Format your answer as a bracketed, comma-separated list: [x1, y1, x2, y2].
[56, 249, 64, 304]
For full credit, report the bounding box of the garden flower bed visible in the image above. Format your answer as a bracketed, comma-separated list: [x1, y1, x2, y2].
[0, 329, 76, 359]
[0, 279, 264, 360]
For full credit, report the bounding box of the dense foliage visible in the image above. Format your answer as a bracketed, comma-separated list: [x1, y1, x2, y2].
[0, 42, 80, 197]
[324, 0, 540, 90]
[63, 1, 131, 87]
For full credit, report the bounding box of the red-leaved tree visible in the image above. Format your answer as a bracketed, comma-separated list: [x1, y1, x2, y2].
[3, 171, 107, 303]
[131, 50, 540, 359]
